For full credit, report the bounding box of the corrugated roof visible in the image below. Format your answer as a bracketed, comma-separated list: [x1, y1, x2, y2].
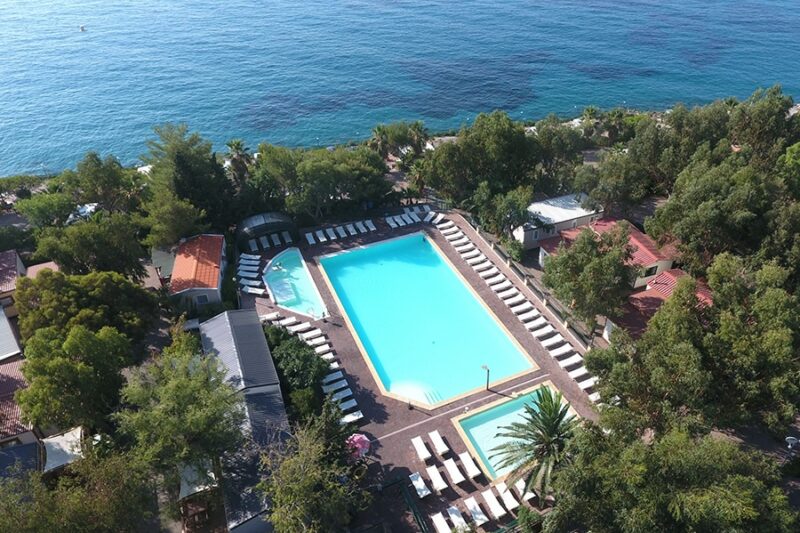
[0, 250, 22, 293]
[0, 442, 39, 479]
[526, 193, 600, 227]
[592, 218, 667, 265]
[0, 312, 21, 362]
[170, 235, 225, 295]
[0, 356, 30, 440]
[648, 268, 713, 306]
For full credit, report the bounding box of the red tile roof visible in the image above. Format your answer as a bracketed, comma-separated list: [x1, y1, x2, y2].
[648, 268, 713, 306]
[538, 226, 585, 256]
[591, 218, 668, 266]
[0, 250, 22, 293]
[0, 357, 30, 439]
[25, 261, 59, 279]
[169, 235, 225, 295]
[613, 288, 667, 339]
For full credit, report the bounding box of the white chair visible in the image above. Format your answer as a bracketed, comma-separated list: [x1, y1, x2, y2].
[426, 466, 448, 492]
[458, 452, 482, 479]
[300, 328, 323, 340]
[365, 219, 377, 231]
[281, 231, 293, 243]
[271, 233, 281, 246]
[447, 506, 468, 529]
[325, 228, 337, 240]
[321, 379, 348, 394]
[496, 482, 520, 511]
[464, 497, 488, 526]
[346, 223, 358, 235]
[322, 370, 344, 384]
[514, 478, 536, 502]
[411, 436, 432, 462]
[335, 226, 347, 238]
[340, 411, 363, 425]
[409, 472, 431, 499]
[355, 221, 368, 233]
[428, 430, 449, 456]
[430, 512, 450, 533]
[482, 489, 507, 519]
[305, 232, 315, 245]
[443, 458, 465, 485]
[315, 230, 327, 242]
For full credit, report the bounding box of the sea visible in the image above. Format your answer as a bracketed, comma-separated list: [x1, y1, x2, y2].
[1, 0, 799, 176]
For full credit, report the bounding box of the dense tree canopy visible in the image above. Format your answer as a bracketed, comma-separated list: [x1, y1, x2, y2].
[15, 192, 75, 228]
[58, 151, 143, 212]
[141, 189, 208, 248]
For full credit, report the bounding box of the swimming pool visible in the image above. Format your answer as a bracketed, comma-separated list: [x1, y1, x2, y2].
[320, 233, 534, 406]
[455, 386, 547, 479]
[263, 248, 327, 319]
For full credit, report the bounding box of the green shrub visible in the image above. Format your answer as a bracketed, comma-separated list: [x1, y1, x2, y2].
[502, 237, 524, 262]
[289, 387, 321, 421]
[264, 325, 293, 349]
[272, 337, 329, 391]
[517, 506, 543, 532]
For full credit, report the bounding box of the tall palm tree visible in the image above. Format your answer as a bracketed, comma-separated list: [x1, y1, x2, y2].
[225, 138, 252, 192]
[407, 120, 429, 156]
[490, 387, 577, 501]
[368, 125, 390, 159]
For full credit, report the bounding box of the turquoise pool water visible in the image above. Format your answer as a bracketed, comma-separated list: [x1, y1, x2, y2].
[320, 233, 532, 405]
[458, 389, 543, 479]
[264, 248, 327, 319]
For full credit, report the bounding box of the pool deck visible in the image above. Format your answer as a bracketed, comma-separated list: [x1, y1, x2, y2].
[244, 214, 598, 531]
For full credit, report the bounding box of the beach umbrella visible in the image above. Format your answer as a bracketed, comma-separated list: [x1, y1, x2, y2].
[346, 433, 371, 459]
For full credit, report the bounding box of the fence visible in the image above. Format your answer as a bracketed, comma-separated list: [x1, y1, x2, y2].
[458, 213, 593, 351]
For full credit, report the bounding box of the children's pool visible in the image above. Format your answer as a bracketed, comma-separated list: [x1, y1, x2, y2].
[320, 233, 534, 406]
[263, 248, 327, 319]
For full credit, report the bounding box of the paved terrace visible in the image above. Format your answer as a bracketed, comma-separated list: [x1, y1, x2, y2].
[243, 212, 598, 531]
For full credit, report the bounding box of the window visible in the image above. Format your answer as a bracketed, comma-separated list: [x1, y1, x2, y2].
[533, 230, 539, 239]
[643, 265, 658, 278]
[195, 294, 209, 306]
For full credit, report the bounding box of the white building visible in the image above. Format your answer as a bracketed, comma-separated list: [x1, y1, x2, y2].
[513, 193, 603, 250]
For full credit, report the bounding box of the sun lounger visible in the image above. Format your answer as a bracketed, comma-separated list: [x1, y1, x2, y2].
[462, 249, 481, 260]
[365, 219, 377, 231]
[323, 371, 344, 384]
[325, 228, 337, 240]
[335, 226, 347, 238]
[403, 207, 412, 214]
[510, 301, 533, 314]
[329, 361, 340, 370]
[432, 213, 445, 224]
[486, 274, 506, 286]
[482, 489, 507, 519]
[556, 351, 580, 365]
[428, 430, 449, 456]
[550, 343, 573, 357]
[437, 220, 454, 230]
[237, 271, 259, 280]
[430, 513, 450, 533]
[458, 452, 482, 479]
[320, 353, 335, 362]
[412, 436, 432, 462]
[497, 288, 518, 299]
[248, 239, 259, 252]
[402, 213, 414, 224]
[454, 244, 474, 253]
[525, 317, 547, 331]
[504, 294, 526, 306]
[300, 328, 323, 341]
[239, 258, 260, 266]
[238, 263, 260, 272]
[423, 211, 436, 223]
[240, 253, 260, 261]
[532, 325, 555, 338]
[385, 217, 398, 229]
[259, 312, 280, 322]
[239, 278, 263, 287]
[493, 280, 513, 292]
[579, 376, 598, 390]
[277, 316, 298, 326]
[340, 411, 363, 425]
[346, 223, 358, 235]
[321, 379, 348, 394]
[588, 391, 601, 402]
[259, 236, 270, 249]
[423, 205, 431, 212]
[497, 482, 520, 511]
[287, 322, 312, 333]
[271, 234, 281, 246]
[472, 259, 491, 269]
[281, 231, 293, 244]
[329, 388, 352, 402]
[568, 366, 589, 381]
[542, 334, 565, 348]
[315, 343, 332, 355]
[426, 466, 448, 492]
[306, 336, 327, 347]
[447, 506, 468, 529]
[514, 479, 536, 502]
[443, 458, 466, 485]
[445, 232, 464, 242]
[339, 398, 357, 411]
[479, 267, 499, 279]
[409, 472, 431, 499]
[241, 286, 266, 296]
[465, 497, 489, 526]
[315, 230, 327, 242]
[305, 232, 315, 245]
[441, 226, 460, 236]
[518, 309, 540, 322]
[452, 238, 471, 248]
[355, 221, 368, 233]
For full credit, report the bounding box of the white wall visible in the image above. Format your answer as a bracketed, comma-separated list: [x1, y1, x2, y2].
[632, 259, 674, 288]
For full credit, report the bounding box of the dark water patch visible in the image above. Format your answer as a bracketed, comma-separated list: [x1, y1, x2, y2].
[571, 63, 660, 81]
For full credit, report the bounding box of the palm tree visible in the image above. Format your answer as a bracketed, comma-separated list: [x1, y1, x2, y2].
[407, 120, 429, 156]
[225, 138, 252, 192]
[368, 125, 390, 159]
[490, 387, 577, 502]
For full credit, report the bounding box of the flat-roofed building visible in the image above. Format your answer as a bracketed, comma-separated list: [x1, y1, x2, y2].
[513, 193, 603, 250]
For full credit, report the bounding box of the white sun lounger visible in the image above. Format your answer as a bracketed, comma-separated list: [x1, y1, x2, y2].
[472, 259, 491, 270]
[277, 316, 298, 326]
[505, 294, 526, 306]
[339, 398, 357, 411]
[542, 334, 565, 348]
[330, 388, 352, 402]
[241, 286, 266, 296]
[320, 353, 336, 362]
[559, 353, 583, 368]
[579, 376, 598, 390]
[340, 411, 363, 425]
[412, 436, 432, 462]
[442, 226, 460, 236]
[248, 239, 258, 252]
[445, 232, 463, 242]
[514, 479, 536, 502]
[526, 317, 548, 330]
[271, 233, 281, 246]
[486, 274, 506, 286]
[239, 257, 260, 266]
[569, 366, 589, 381]
[422, 205, 431, 212]
[443, 458, 466, 485]
[239, 279, 263, 287]
[322, 379, 348, 394]
[240, 253, 260, 261]
[497, 482, 520, 511]
[281, 231, 292, 243]
[346, 223, 358, 235]
[315, 343, 332, 355]
[437, 220, 454, 230]
[428, 430, 449, 456]
[300, 328, 323, 340]
[479, 267, 499, 279]
[325, 228, 337, 240]
[385, 217, 398, 229]
[550, 343, 574, 357]
[462, 249, 481, 260]
[305, 232, 315, 245]
[447, 506, 468, 529]
[402, 213, 414, 225]
[355, 221, 368, 233]
[493, 280, 513, 292]
[392, 215, 405, 227]
[336, 226, 347, 238]
[458, 452, 482, 479]
[426, 466, 448, 492]
[287, 322, 312, 333]
[482, 489, 507, 519]
[315, 230, 327, 242]
[588, 391, 601, 402]
[510, 302, 534, 314]
[237, 271, 259, 280]
[430, 512, 450, 533]
[329, 361, 340, 370]
[532, 325, 555, 338]
[518, 309, 540, 322]
[432, 213, 445, 225]
[322, 371, 344, 384]
[410, 472, 431, 499]
[465, 497, 489, 526]
[409, 212, 422, 223]
[498, 288, 519, 299]
[454, 244, 474, 253]
[451, 238, 470, 247]
[365, 219, 377, 231]
[259, 236, 271, 249]
[238, 263, 260, 272]
[259, 311, 280, 322]
[423, 211, 436, 223]
[306, 336, 328, 347]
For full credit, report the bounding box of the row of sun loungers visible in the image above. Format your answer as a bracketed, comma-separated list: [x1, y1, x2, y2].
[384, 211, 421, 229]
[433, 214, 602, 404]
[247, 231, 293, 253]
[304, 219, 377, 245]
[236, 255, 267, 296]
[258, 311, 365, 424]
[425, 479, 536, 530]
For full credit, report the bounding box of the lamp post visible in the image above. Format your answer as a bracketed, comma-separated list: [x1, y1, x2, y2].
[481, 365, 490, 391]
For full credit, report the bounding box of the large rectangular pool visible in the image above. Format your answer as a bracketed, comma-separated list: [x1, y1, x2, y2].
[320, 233, 534, 406]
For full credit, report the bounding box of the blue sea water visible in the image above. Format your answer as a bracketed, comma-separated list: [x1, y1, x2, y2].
[320, 233, 533, 406]
[1, 0, 798, 175]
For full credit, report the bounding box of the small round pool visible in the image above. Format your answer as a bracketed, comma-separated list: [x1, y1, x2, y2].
[263, 248, 327, 319]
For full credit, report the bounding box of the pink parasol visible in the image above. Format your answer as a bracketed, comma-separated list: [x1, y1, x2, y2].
[346, 433, 371, 459]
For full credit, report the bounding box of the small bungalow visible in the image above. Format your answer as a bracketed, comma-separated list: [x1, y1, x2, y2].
[0, 357, 34, 449]
[513, 193, 603, 250]
[169, 234, 227, 308]
[0, 249, 26, 317]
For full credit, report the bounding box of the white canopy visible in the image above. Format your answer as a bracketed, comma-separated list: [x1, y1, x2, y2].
[42, 427, 83, 473]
